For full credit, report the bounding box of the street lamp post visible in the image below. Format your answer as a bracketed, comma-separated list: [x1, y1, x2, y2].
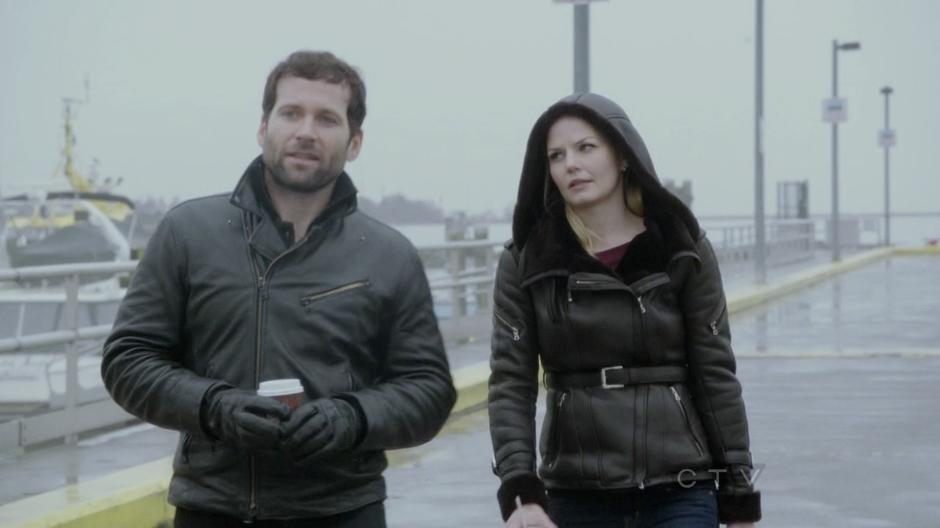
[754, 0, 766, 283]
[554, 0, 607, 93]
[880, 86, 894, 246]
[829, 40, 860, 262]
[574, 3, 589, 92]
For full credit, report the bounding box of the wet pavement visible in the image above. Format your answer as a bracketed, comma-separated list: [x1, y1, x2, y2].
[1, 252, 938, 527]
[384, 355, 940, 527]
[731, 256, 940, 357]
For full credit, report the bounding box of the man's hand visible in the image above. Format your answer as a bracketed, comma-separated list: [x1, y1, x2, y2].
[203, 388, 290, 452]
[280, 398, 361, 466]
[506, 503, 556, 528]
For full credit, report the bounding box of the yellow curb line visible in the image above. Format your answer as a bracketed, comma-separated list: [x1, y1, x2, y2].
[0, 458, 173, 528]
[735, 348, 940, 359]
[0, 362, 495, 528]
[892, 245, 940, 255]
[3, 246, 935, 527]
[724, 247, 894, 315]
[450, 362, 490, 416]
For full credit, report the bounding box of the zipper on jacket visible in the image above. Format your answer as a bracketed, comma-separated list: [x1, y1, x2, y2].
[546, 391, 567, 468]
[494, 311, 520, 341]
[249, 272, 266, 516]
[571, 278, 631, 292]
[247, 227, 317, 516]
[574, 279, 601, 286]
[635, 385, 648, 489]
[300, 280, 370, 306]
[671, 386, 705, 457]
[572, 278, 647, 314]
[708, 303, 728, 336]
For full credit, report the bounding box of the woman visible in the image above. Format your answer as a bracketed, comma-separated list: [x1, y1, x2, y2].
[488, 93, 761, 528]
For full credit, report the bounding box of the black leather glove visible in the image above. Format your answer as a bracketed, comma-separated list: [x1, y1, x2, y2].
[280, 397, 362, 465]
[202, 387, 291, 452]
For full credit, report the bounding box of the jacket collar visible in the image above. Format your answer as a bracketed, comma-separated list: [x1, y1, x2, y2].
[229, 155, 359, 259]
[520, 208, 701, 286]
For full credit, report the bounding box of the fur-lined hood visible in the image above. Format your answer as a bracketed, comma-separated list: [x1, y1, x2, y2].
[511, 93, 702, 283]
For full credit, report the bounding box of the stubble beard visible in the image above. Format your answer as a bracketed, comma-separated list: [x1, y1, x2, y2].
[269, 161, 340, 195]
[266, 149, 344, 195]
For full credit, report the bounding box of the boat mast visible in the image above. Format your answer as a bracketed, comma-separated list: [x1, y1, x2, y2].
[62, 80, 92, 194]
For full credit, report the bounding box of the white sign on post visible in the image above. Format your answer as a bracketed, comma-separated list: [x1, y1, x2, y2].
[879, 129, 896, 148]
[822, 97, 847, 123]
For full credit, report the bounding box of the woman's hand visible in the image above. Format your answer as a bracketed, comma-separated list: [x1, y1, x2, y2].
[506, 503, 557, 528]
[727, 523, 755, 528]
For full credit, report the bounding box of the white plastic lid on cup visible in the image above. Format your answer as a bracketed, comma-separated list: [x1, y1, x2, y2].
[258, 379, 303, 397]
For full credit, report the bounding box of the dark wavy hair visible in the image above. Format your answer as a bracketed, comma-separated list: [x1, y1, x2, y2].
[261, 50, 367, 135]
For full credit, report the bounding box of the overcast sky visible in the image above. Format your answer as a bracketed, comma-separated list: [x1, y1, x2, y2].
[1, 0, 937, 217]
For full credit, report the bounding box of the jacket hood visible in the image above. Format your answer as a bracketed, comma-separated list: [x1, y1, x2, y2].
[511, 92, 699, 250]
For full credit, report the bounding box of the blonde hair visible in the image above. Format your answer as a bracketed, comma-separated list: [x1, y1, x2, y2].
[565, 175, 645, 253]
[565, 205, 601, 253]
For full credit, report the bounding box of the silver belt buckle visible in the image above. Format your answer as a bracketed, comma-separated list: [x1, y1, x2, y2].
[600, 365, 625, 389]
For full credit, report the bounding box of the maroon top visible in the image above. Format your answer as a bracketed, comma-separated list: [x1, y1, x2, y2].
[594, 242, 629, 270]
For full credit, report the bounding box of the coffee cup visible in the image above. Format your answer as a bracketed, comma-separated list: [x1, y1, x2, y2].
[258, 379, 305, 410]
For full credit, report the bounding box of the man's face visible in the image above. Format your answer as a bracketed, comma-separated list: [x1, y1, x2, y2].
[257, 76, 363, 194]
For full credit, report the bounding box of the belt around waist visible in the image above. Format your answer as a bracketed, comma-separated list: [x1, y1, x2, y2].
[544, 365, 688, 390]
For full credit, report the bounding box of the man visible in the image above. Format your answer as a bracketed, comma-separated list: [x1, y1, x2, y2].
[102, 50, 456, 527]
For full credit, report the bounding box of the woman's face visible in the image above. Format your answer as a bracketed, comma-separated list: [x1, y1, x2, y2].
[546, 116, 624, 212]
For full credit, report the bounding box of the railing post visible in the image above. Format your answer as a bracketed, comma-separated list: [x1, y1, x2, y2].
[449, 247, 467, 319]
[64, 273, 79, 446]
[478, 246, 497, 312]
[15, 302, 26, 338]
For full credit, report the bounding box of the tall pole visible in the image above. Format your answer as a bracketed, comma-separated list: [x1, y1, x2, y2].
[881, 86, 893, 246]
[754, 0, 766, 283]
[831, 40, 840, 262]
[574, 4, 590, 92]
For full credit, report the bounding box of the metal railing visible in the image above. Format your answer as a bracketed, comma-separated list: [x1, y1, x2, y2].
[708, 219, 816, 267]
[0, 243, 505, 453]
[0, 217, 879, 453]
[0, 261, 137, 453]
[420, 239, 504, 318]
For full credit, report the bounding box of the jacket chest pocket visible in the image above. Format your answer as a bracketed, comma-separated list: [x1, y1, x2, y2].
[628, 273, 686, 357]
[297, 279, 376, 347]
[563, 272, 673, 363]
[626, 273, 673, 309]
[300, 280, 371, 308]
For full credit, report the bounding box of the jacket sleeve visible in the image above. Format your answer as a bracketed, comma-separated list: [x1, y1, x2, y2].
[680, 235, 761, 524]
[347, 247, 456, 451]
[488, 246, 548, 520]
[101, 214, 220, 435]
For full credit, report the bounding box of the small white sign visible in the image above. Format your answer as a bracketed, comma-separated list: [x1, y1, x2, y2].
[879, 129, 896, 147]
[822, 97, 847, 123]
